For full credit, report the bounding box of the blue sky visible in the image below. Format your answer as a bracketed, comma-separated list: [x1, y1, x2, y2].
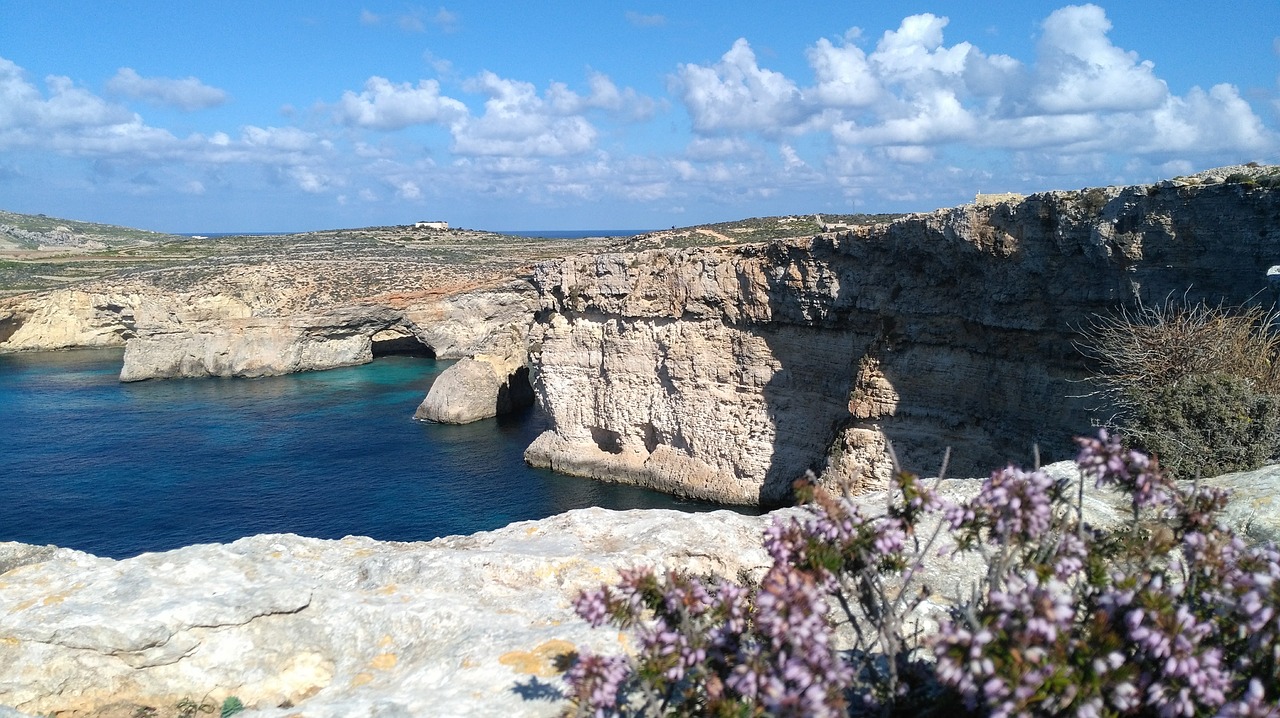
[1, 2, 1277, 232]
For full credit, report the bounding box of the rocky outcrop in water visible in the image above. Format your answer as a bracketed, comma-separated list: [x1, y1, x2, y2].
[525, 171, 1280, 504]
[2, 462, 1277, 717]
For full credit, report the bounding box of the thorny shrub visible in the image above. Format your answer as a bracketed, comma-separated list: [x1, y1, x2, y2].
[1077, 299, 1280, 478]
[561, 432, 1280, 716]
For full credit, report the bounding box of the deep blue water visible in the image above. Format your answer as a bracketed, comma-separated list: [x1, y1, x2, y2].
[0, 349, 740, 558]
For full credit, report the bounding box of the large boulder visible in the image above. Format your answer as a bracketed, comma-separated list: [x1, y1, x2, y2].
[414, 357, 533, 423]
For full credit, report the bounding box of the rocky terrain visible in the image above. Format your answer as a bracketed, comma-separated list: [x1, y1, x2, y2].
[1, 460, 1277, 718]
[0, 215, 833, 423]
[524, 166, 1280, 504]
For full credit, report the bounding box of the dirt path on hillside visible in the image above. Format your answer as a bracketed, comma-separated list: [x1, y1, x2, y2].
[695, 228, 732, 243]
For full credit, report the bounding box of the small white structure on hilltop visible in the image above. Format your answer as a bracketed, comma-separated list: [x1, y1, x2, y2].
[814, 214, 852, 232]
[414, 220, 448, 230]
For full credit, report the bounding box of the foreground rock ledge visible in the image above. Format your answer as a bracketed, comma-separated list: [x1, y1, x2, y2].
[2, 462, 1278, 717]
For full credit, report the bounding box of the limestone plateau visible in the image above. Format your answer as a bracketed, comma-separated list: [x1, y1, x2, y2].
[3, 165, 1280, 503]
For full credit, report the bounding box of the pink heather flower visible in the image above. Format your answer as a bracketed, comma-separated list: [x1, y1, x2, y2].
[564, 651, 632, 716]
[1076, 430, 1171, 512]
[965, 466, 1060, 543]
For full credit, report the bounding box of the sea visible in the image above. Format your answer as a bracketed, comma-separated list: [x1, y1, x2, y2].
[0, 349, 745, 559]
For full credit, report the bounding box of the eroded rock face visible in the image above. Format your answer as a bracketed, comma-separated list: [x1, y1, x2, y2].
[526, 181, 1280, 504]
[1, 266, 541, 390]
[0, 290, 139, 351]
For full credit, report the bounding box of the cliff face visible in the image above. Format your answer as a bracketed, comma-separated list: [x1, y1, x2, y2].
[0, 272, 539, 382]
[526, 179, 1280, 504]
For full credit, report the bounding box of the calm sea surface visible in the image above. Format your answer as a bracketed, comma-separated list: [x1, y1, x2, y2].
[0, 349, 741, 558]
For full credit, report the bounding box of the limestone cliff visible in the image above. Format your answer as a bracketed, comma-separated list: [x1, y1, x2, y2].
[0, 265, 540, 383]
[525, 173, 1280, 504]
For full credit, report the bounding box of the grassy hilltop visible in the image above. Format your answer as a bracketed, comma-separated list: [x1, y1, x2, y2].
[0, 212, 902, 296]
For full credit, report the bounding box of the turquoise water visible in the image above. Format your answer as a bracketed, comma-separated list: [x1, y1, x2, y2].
[0, 349, 739, 558]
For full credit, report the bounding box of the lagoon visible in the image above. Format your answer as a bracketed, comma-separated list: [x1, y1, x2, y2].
[0, 349, 735, 558]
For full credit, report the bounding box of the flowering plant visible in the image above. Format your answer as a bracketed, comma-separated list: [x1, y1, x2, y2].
[562, 431, 1280, 716]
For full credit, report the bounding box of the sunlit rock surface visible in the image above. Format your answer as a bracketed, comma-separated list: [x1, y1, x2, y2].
[526, 170, 1280, 503]
[1, 461, 1277, 717]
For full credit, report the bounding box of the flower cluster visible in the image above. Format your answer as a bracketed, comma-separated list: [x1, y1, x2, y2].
[561, 430, 1280, 716]
[1077, 428, 1172, 513]
[948, 465, 1064, 545]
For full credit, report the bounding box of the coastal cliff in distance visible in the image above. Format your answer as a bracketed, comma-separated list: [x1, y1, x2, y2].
[525, 166, 1280, 505]
[0, 228, 605, 393]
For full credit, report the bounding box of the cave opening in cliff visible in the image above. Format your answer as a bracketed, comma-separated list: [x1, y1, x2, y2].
[371, 334, 436, 358]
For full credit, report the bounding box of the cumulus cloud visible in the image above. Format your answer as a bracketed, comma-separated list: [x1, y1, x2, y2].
[106, 68, 228, 111]
[0, 58, 133, 133]
[545, 71, 657, 120]
[805, 37, 880, 107]
[334, 76, 467, 130]
[670, 6, 1272, 166]
[1031, 4, 1167, 114]
[451, 72, 598, 157]
[671, 38, 807, 134]
[869, 13, 972, 87]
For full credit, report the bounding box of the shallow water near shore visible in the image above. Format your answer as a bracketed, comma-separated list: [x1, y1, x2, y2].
[0, 349, 746, 558]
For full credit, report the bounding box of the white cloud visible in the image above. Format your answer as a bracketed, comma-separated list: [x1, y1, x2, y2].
[0, 58, 134, 132]
[106, 68, 229, 111]
[286, 166, 336, 193]
[335, 76, 467, 130]
[359, 9, 381, 25]
[832, 87, 977, 146]
[1141, 84, 1271, 154]
[450, 71, 598, 157]
[1031, 4, 1167, 114]
[779, 144, 807, 170]
[394, 180, 422, 199]
[671, 39, 807, 134]
[545, 71, 656, 120]
[805, 38, 880, 107]
[869, 14, 972, 87]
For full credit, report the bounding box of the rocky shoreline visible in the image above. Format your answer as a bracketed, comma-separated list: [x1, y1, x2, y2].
[1, 461, 1278, 717]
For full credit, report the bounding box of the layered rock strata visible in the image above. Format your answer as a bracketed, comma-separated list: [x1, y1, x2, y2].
[526, 178, 1280, 504]
[2, 462, 1277, 717]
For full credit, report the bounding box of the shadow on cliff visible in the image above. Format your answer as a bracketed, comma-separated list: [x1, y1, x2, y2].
[752, 182, 1280, 502]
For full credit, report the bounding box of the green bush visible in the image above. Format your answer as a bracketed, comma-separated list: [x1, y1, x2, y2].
[1129, 371, 1280, 477]
[1078, 299, 1280, 477]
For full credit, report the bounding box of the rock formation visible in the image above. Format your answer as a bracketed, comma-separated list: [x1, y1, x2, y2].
[525, 172, 1280, 504]
[2, 461, 1277, 717]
